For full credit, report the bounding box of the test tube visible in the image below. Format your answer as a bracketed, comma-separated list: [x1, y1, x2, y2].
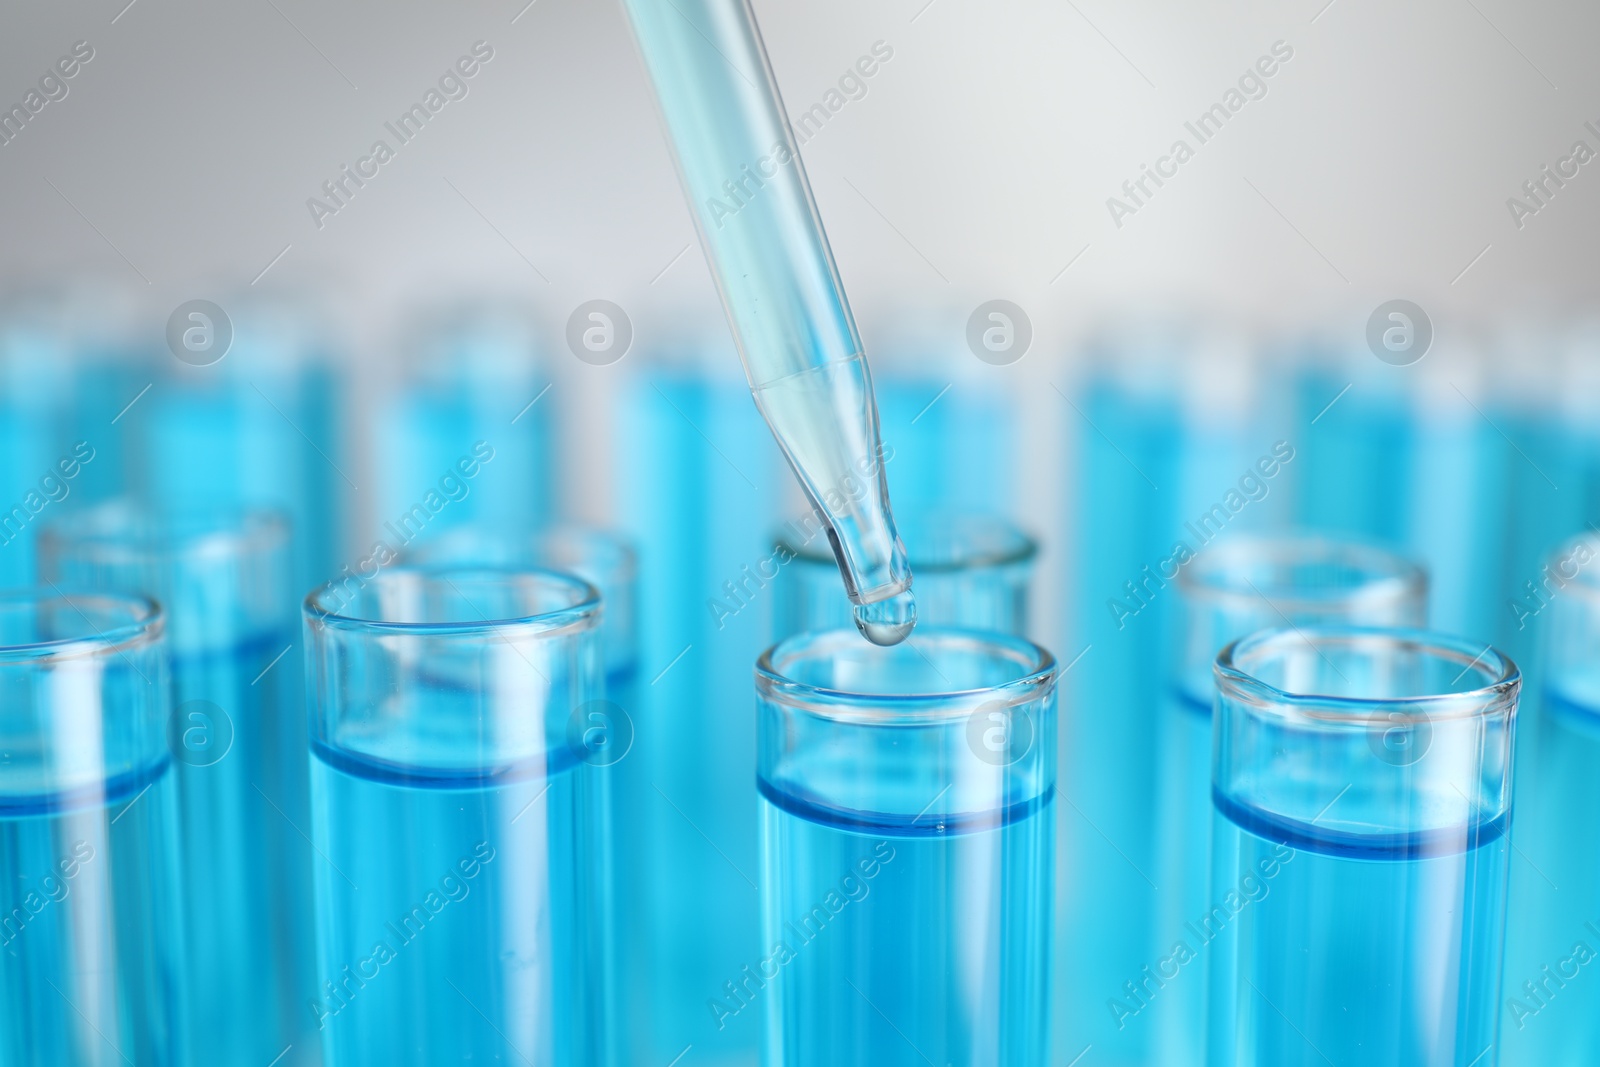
[1207, 627, 1518, 1067]
[1151, 536, 1427, 1065]
[1058, 357, 1181, 1067]
[774, 513, 1036, 640]
[133, 296, 347, 599]
[617, 367, 782, 1064]
[757, 628, 1057, 1066]
[404, 525, 647, 1066]
[303, 565, 608, 1066]
[1499, 532, 1600, 1067]
[39, 503, 312, 1065]
[0, 590, 188, 1066]
[372, 304, 552, 552]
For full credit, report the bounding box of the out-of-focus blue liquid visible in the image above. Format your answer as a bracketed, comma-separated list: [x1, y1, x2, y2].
[619, 373, 778, 1065]
[1499, 680, 1600, 1067]
[172, 630, 309, 1066]
[1149, 684, 1212, 1065]
[757, 779, 1054, 1067]
[1207, 796, 1508, 1067]
[0, 759, 188, 1067]
[308, 741, 595, 1066]
[1060, 375, 1180, 1065]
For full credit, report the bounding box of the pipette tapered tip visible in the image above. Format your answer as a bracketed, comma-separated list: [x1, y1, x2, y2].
[853, 588, 917, 647]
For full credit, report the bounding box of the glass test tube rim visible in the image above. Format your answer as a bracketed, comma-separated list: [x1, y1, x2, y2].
[776, 512, 1038, 576]
[1216, 624, 1519, 726]
[756, 626, 1056, 725]
[0, 588, 164, 665]
[1178, 533, 1427, 617]
[536, 525, 639, 587]
[303, 562, 601, 639]
[38, 500, 291, 570]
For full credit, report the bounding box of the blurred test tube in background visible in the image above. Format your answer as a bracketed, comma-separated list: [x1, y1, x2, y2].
[1500, 532, 1600, 1067]
[1056, 330, 1183, 1067]
[616, 360, 784, 1066]
[372, 303, 553, 556]
[774, 511, 1035, 640]
[128, 294, 346, 599]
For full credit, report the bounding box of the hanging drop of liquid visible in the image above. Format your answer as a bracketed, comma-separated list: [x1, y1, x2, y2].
[852, 587, 917, 646]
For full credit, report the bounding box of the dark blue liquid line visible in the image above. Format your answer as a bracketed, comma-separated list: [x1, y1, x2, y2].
[166, 628, 293, 674]
[1214, 786, 1509, 861]
[0, 755, 172, 817]
[311, 738, 577, 791]
[757, 775, 1054, 837]
[1173, 685, 1211, 720]
[1545, 687, 1600, 733]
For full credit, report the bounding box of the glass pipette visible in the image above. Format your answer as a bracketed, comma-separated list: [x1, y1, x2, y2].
[620, 0, 915, 645]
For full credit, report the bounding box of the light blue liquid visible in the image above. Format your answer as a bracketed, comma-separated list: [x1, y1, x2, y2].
[308, 742, 601, 1066]
[1293, 369, 1414, 544]
[758, 780, 1054, 1067]
[1499, 682, 1600, 1066]
[1207, 796, 1508, 1067]
[139, 364, 346, 603]
[0, 759, 189, 1067]
[871, 375, 1016, 520]
[602, 662, 645, 1067]
[375, 377, 552, 551]
[1059, 376, 1181, 1065]
[619, 374, 779, 1065]
[1148, 685, 1212, 1065]
[170, 630, 311, 1066]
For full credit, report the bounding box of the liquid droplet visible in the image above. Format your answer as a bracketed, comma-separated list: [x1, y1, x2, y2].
[853, 588, 917, 646]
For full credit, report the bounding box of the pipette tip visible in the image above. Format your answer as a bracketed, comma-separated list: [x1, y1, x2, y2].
[852, 588, 917, 646]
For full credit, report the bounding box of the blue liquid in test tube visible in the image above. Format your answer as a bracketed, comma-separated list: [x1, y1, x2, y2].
[133, 298, 347, 597]
[0, 590, 188, 1066]
[1058, 359, 1182, 1066]
[403, 524, 645, 1067]
[39, 503, 313, 1066]
[1499, 532, 1600, 1067]
[373, 306, 553, 552]
[1208, 627, 1518, 1067]
[871, 371, 1017, 522]
[617, 366, 782, 1065]
[1151, 536, 1427, 1065]
[757, 629, 1057, 1066]
[774, 512, 1035, 640]
[303, 566, 610, 1066]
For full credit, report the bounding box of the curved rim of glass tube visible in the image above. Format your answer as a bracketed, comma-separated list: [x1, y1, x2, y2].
[1547, 532, 1600, 602]
[38, 499, 290, 567]
[756, 627, 1056, 725]
[1215, 625, 1519, 724]
[303, 563, 600, 638]
[0, 589, 163, 664]
[777, 512, 1037, 574]
[1179, 534, 1426, 615]
[536, 525, 639, 585]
